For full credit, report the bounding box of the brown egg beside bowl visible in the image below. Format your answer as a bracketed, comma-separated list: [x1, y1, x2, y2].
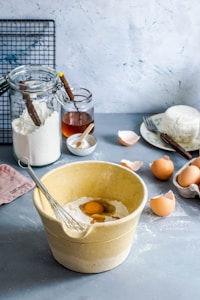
[173, 157, 200, 198]
[177, 165, 200, 187]
[149, 155, 174, 180]
[190, 157, 200, 169]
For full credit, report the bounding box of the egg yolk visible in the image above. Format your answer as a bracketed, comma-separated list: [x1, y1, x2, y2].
[83, 201, 104, 214]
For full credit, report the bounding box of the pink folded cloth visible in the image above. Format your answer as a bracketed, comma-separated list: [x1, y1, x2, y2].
[0, 164, 35, 205]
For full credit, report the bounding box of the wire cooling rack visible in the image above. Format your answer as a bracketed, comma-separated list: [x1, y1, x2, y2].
[0, 19, 56, 143]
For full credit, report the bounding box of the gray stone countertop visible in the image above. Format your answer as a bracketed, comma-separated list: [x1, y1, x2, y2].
[1, 113, 200, 300]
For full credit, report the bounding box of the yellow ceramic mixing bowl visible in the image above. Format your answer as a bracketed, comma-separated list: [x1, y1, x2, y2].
[33, 161, 148, 273]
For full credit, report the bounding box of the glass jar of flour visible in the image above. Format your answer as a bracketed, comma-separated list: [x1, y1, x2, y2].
[8, 65, 63, 166]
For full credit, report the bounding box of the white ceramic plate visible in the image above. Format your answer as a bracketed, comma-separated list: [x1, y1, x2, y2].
[140, 113, 200, 152]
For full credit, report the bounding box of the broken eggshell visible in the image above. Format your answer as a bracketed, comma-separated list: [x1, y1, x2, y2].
[120, 159, 143, 172]
[150, 190, 176, 217]
[118, 130, 140, 146]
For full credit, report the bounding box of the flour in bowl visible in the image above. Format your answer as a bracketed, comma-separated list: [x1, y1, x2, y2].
[63, 196, 129, 226]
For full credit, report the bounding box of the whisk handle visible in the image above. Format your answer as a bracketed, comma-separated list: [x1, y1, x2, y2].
[18, 159, 48, 195]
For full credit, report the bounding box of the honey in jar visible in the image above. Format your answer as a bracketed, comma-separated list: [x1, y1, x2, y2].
[62, 111, 94, 137]
[61, 87, 94, 138]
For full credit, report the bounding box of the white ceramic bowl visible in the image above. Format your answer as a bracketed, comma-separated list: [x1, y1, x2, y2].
[66, 133, 97, 156]
[33, 161, 148, 273]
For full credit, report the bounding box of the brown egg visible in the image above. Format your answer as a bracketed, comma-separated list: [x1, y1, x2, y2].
[190, 157, 200, 169]
[118, 130, 140, 146]
[150, 190, 176, 217]
[177, 165, 200, 187]
[150, 155, 174, 180]
[120, 159, 143, 171]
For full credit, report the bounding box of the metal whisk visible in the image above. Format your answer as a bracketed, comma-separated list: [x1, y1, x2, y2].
[18, 159, 86, 233]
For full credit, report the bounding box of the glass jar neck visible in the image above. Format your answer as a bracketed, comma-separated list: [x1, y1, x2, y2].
[68, 87, 92, 103]
[7, 65, 58, 94]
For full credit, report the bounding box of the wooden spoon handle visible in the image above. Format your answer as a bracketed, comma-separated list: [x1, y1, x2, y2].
[160, 133, 192, 160]
[19, 81, 41, 126]
[76, 123, 95, 148]
[58, 72, 74, 101]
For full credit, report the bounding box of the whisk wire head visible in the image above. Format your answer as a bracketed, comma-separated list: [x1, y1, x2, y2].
[18, 158, 86, 233]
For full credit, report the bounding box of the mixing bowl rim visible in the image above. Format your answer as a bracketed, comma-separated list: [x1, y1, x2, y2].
[33, 160, 148, 227]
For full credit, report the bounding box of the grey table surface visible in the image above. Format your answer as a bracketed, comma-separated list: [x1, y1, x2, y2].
[1, 113, 200, 300]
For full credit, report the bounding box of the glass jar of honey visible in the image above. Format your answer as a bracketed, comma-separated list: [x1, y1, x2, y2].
[61, 86, 94, 137]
